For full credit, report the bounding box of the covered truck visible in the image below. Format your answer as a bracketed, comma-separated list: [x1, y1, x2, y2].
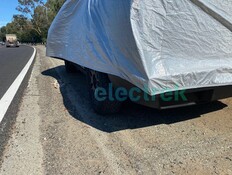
[6, 34, 19, 47]
[46, 0, 232, 114]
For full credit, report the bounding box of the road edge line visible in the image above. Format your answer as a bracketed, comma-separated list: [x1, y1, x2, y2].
[0, 46, 36, 123]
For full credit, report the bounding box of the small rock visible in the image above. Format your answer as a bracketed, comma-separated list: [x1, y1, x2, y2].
[225, 157, 232, 161]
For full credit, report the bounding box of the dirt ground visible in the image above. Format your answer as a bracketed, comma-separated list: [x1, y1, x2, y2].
[0, 45, 232, 175]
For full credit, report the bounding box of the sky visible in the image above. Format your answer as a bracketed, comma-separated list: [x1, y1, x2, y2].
[0, 0, 19, 27]
[0, 0, 47, 28]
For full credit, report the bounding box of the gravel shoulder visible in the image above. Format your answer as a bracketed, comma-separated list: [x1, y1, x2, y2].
[0, 45, 232, 175]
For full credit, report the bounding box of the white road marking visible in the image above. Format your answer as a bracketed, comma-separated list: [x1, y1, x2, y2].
[0, 47, 36, 123]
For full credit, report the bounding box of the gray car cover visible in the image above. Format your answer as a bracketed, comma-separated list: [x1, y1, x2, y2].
[46, 0, 232, 95]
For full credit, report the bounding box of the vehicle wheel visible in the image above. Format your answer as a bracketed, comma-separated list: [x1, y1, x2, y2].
[65, 60, 78, 73]
[87, 69, 122, 115]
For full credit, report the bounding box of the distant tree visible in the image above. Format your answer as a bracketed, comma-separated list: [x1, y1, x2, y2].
[16, 0, 65, 42]
[1, 15, 35, 43]
[0, 26, 6, 34]
[17, 0, 45, 35]
[0, 26, 7, 41]
[32, 5, 48, 35]
[1, 0, 65, 43]
[46, 0, 65, 23]
[17, 0, 45, 15]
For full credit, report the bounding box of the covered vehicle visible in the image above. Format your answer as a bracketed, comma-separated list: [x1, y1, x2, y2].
[6, 34, 19, 47]
[47, 0, 232, 114]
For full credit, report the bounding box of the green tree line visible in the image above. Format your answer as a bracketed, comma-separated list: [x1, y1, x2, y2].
[0, 0, 65, 43]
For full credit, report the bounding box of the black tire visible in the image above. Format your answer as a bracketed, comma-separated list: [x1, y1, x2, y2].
[65, 60, 78, 73]
[87, 69, 122, 115]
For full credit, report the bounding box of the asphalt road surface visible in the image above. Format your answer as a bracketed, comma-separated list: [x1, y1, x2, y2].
[0, 45, 35, 163]
[0, 46, 231, 175]
[0, 45, 34, 99]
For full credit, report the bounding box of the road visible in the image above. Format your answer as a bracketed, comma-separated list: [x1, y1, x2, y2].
[0, 45, 34, 99]
[0, 45, 35, 164]
[0, 46, 232, 175]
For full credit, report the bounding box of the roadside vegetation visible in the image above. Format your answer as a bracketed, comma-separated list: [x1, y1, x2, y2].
[0, 0, 65, 43]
